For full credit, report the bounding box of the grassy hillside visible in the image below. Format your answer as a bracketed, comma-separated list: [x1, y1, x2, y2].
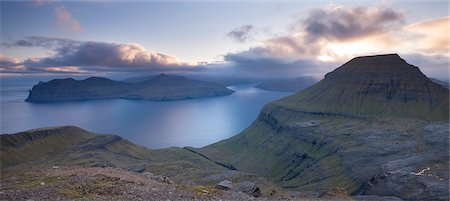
[0, 126, 286, 198]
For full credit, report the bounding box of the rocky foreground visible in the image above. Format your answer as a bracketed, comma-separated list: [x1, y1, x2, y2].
[1, 166, 266, 201]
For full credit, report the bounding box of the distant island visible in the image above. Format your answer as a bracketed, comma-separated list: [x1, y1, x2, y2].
[255, 76, 318, 92]
[25, 74, 234, 102]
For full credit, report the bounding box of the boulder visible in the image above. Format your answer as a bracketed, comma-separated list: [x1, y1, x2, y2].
[236, 182, 261, 197]
[215, 180, 233, 190]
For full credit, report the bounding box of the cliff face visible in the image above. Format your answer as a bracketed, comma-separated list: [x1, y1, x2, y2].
[25, 74, 234, 102]
[197, 54, 449, 200]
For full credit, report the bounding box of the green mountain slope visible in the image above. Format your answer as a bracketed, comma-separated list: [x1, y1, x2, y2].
[195, 54, 449, 200]
[275, 54, 448, 121]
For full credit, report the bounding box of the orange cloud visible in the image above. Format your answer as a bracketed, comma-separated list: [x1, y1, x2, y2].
[404, 17, 449, 54]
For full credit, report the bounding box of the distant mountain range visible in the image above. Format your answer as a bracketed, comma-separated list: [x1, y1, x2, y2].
[255, 76, 318, 92]
[25, 74, 234, 102]
[4, 54, 449, 200]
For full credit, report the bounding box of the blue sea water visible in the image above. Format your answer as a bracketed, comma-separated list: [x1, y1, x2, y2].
[0, 77, 292, 149]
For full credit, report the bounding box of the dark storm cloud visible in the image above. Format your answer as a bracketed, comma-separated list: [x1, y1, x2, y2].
[226, 25, 255, 43]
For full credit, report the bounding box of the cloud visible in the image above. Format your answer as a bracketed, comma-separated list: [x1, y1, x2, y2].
[34, 0, 84, 33]
[8, 37, 183, 68]
[226, 5, 405, 63]
[1, 37, 197, 75]
[0, 55, 24, 69]
[403, 17, 449, 54]
[302, 5, 404, 42]
[53, 4, 84, 32]
[226, 25, 255, 43]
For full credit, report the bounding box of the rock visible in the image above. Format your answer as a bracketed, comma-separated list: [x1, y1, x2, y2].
[352, 195, 403, 201]
[236, 182, 261, 197]
[318, 187, 349, 198]
[215, 180, 233, 190]
[142, 172, 154, 178]
[295, 120, 320, 127]
[153, 175, 172, 184]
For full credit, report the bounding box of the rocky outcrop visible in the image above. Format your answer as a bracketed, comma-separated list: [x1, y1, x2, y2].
[25, 74, 234, 102]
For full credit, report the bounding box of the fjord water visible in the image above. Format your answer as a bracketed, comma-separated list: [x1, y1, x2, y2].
[0, 78, 292, 148]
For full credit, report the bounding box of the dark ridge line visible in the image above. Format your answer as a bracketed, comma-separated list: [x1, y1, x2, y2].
[183, 147, 237, 171]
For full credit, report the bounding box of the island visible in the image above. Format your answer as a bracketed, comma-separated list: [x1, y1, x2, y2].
[25, 74, 234, 102]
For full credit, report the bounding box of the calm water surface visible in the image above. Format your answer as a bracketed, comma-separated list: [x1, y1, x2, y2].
[0, 78, 292, 148]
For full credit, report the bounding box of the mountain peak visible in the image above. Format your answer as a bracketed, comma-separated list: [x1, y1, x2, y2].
[275, 54, 449, 121]
[328, 54, 420, 77]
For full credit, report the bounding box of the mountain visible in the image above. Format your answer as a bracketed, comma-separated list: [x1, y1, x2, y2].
[255, 77, 318, 92]
[194, 54, 449, 200]
[25, 74, 234, 102]
[276, 54, 449, 120]
[122, 75, 157, 83]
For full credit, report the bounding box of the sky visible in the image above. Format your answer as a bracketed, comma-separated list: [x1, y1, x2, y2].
[0, 0, 449, 80]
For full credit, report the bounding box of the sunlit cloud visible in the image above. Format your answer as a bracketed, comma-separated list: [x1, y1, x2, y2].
[225, 4, 406, 63]
[403, 17, 449, 55]
[7, 37, 185, 67]
[1, 37, 197, 75]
